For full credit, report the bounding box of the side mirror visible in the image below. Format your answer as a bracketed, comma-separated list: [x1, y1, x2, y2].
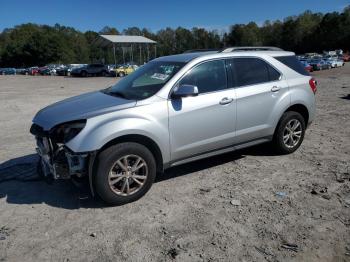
[171, 84, 199, 99]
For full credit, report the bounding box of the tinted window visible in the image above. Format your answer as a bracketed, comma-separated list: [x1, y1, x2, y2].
[275, 56, 310, 76]
[232, 58, 270, 86]
[267, 64, 281, 81]
[179, 60, 227, 94]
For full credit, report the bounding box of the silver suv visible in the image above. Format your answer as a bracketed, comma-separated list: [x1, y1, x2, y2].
[30, 47, 316, 205]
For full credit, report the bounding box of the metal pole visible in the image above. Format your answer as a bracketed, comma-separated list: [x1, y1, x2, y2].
[122, 46, 125, 64]
[129, 45, 132, 63]
[113, 44, 116, 66]
[155, 45, 157, 58]
[147, 44, 150, 62]
[139, 45, 142, 65]
[131, 45, 133, 63]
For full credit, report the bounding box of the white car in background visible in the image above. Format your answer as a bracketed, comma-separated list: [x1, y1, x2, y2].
[326, 58, 344, 68]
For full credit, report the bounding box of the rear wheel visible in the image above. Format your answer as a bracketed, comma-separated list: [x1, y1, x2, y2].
[94, 142, 156, 205]
[273, 111, 305, 154]
[118, 72, 125, 77]
[81, 71, 87, 77]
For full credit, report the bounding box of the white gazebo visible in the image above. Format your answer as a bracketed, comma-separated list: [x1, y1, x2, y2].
[98, 35, 157, 65]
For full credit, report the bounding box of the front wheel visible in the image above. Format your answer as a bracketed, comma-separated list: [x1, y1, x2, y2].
[94, 142, 156, 205]
[273, 111, 306, 154]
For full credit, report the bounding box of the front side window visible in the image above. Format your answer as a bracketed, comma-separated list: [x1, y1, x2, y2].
[104, 61, 185, 100]
[179, 60, 227, 94]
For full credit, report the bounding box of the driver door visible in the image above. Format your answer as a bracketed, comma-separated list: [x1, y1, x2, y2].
[168, 59, 236, 162]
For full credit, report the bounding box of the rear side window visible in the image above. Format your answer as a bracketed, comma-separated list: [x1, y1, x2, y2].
[231, 58, 280, 87]
[267, 65, 281, 81]
[179, 60, 227, 94]
[275, 56, 310, 76]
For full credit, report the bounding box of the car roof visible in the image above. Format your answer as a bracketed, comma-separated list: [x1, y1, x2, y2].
[155, 50, 295, 63]
[155, 51, 218, 63]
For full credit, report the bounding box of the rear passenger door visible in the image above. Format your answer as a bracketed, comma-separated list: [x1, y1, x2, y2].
[229, 57, 289, 143]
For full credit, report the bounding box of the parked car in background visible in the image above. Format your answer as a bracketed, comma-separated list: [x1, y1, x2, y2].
[342, 53, 350, 62]
[71, 64, 108, 77]
[114, 64, 139, 77]
[38, 66, 48, 75]
[0, 68, 16, 75]
[28, 67, 40, 75]
[56, 66, 72, 76]
[20, 68, 30, 75]
[325, 58, 344, 68]
[300, 60, 313, 72]
[107, 65, 117, 77]
[30, 47, 316, 205]
[56, 64, 84, 76]
[15, 68, 27, 74]
[39, 66, 55, 75]
[309, 59, 330, 71]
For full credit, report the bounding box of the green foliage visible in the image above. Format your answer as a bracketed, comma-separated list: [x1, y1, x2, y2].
[226, 8, 349, 53]
[0, 6, 349, 67]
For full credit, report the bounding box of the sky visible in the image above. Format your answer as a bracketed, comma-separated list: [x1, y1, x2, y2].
[0, 0, 349, 33]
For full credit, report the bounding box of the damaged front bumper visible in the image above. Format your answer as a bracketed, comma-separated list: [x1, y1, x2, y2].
[31, 123, 91, 180]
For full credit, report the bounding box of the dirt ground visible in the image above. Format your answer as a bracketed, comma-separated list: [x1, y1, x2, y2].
[0, 66, 349, 262]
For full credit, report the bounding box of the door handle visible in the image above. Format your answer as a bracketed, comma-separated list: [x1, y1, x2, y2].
[271, 86, 281, 92]
[219, 97, 234, 105]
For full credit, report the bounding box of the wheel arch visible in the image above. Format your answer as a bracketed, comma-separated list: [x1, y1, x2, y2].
[285, 103, 309, 125]
[88, 134, 164, 196]
[273, 103, 310, 137]
[99, 134, 164, 173]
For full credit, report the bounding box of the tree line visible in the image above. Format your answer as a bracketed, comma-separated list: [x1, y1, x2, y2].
[0, 6, 349, 67]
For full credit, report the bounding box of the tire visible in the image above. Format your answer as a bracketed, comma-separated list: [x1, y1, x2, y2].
[273, 111, 306, 154]
[94, 142, 156, 205]
[81, 71, 87, 77]
[118, 72, 125, 77]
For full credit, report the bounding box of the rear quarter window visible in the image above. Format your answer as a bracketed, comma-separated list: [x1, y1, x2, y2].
[275, 56, 310, 76]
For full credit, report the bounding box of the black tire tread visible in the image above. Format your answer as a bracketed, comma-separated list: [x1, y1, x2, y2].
[94, 142, 156, 205]
[273, 111, 306, 154]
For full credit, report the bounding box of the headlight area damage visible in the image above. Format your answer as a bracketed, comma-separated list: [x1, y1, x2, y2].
[30, 120, 91, 180]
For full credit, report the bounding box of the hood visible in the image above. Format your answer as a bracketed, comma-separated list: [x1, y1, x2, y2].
[33, 91, 136, 130]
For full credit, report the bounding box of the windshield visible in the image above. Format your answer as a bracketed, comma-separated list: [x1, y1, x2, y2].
[103, 61, 185, 100]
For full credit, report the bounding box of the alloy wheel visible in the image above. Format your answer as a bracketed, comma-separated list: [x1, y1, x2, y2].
[282, 119, 302, 148]
[108, 154, 148, 196]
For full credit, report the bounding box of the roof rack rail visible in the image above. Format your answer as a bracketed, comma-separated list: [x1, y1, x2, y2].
[183, 49, 221, 54]
[220, 46, 283, 53]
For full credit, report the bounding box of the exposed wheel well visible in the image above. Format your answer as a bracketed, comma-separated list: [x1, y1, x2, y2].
[99, 134, 164, 172]
[285, 104, 309, 125]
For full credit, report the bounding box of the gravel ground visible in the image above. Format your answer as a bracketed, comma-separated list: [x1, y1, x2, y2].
[0, 66, 349, 262]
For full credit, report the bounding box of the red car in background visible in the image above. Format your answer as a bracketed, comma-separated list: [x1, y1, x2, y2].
[342, 53, 350, 62]
[300, 60, 313, 72]
[28, 67, 39, 75]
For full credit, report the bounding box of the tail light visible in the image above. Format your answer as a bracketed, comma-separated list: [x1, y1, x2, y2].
[309, 78, 317, 94]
